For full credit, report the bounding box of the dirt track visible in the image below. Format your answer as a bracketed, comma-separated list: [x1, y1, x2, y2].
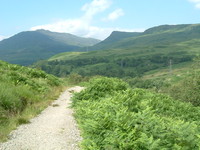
[0, 86, 83, 150]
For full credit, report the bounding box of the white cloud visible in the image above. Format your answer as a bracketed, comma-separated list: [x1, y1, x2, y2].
[83, 27, 145, 40]
[0, 35, 7, 41]
[104, 9, 124, 21]
[188, 0, 200, 8]
[31, 0, 113, 39]
[189, 0, 200, 2]
[31, 0, 141, 40]
[31, 19, 89, 37]
[31, 19, 139, 40]
[82, 0, 112, 21]
[196, 3, 200, 8]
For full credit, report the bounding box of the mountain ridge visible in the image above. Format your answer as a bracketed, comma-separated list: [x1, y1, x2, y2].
[34, 23, 200, 77]
[90, 31, 142, 50]
[89, 23, 200, 51]
[0, 30, 100, 65]
[35, 29, 101, 47]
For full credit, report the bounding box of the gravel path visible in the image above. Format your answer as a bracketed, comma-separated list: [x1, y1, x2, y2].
[0, 86, 84, 150]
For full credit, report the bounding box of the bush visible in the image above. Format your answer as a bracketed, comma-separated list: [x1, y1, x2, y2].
[66, 73, 90, 85]
[168, 70, 200, 106]
[0, 82, 22, 113]
[72, 77, 129, 105]
[73, 77, 200, 149]
[0, 60, 63, 141]
[123, 77, 170, 91]
[0, 60, 62, 119]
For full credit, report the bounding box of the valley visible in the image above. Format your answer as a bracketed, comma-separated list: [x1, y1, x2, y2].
[34, 24, 199, 79]
[1, 23, 200, 149]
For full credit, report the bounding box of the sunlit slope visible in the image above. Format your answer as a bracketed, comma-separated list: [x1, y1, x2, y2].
[90, 24, 200, 50]
[34, 24, 200, 77]
[48, 52, 86, 61]
[0, 30, 100, 65]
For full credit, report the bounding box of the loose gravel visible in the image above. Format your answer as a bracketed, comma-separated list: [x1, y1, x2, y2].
[0, 86, 84, 150]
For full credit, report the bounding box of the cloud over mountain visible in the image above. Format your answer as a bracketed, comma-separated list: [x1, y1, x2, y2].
[31, 0, 136, 40]
[0, 35, 6, 41]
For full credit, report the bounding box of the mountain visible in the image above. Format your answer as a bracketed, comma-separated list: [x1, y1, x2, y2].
[0, 30, 100, 65]
[34, 23, 200, 77]
[90, 31, 142, 50]
[90, 24, 200, 51]
[36, 29, 100, 47]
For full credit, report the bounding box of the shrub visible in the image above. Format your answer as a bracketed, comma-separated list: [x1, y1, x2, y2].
[0, 83, 23, 113]
[66, 73, 90, 85]
[168, 70, 200, 106]
[72, 77, 129, 105]
[0, 60, 63, 141]
[73, 77, 200, 149]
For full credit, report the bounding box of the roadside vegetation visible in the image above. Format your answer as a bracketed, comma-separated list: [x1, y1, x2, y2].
[72, 77, 200, 149]
[0, 60, 64, 141]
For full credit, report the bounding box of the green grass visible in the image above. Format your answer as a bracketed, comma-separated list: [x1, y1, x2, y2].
[49, 52, 85, 61]
[0, 60, 65, 141]
[143, 61, 194, 81]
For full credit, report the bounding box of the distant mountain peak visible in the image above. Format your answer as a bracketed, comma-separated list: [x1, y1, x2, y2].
[35, 29, 71, 35]
[109, 31, 142, 38]
[0, 30, 100, 65]
[90, 30, 142, 50]
[35, 29, 47, 31]
[144, 24, 192, 34]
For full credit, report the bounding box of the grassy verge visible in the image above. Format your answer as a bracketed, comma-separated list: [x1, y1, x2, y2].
[0, 86, 66, 142]
[0, 60, 66, 141]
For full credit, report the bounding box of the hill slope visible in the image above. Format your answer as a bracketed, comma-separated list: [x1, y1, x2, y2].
[0, 30, 100, 65]
[36, 29, 100, 47]
[34, 23, 200, 78]
[91, 31, 141, 50]
[90, 24, 200, 50]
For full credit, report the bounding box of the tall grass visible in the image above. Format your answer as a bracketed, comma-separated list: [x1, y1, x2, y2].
[0, 60, 64, 141]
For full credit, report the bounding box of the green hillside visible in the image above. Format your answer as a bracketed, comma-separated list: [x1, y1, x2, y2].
[0, 30, 100, 65]
[37, 29, 100, 47]
[48, 52, 86, 61]
[0, 60, 62, 141]
[34, 24, 200, 78]
[91, 31, 141, 50]
[90, 24, 200, 50]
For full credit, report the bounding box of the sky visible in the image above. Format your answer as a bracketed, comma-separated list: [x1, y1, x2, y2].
[0, 0, 200, 40]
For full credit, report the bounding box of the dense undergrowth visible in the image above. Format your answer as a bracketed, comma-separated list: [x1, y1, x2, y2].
[73, 77, 200, 150]
[166, 69, 200, 106]
[0, 60, 63, 141]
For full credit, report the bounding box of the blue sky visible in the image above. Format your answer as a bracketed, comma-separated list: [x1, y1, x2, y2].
[0, 0, 200, 40]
